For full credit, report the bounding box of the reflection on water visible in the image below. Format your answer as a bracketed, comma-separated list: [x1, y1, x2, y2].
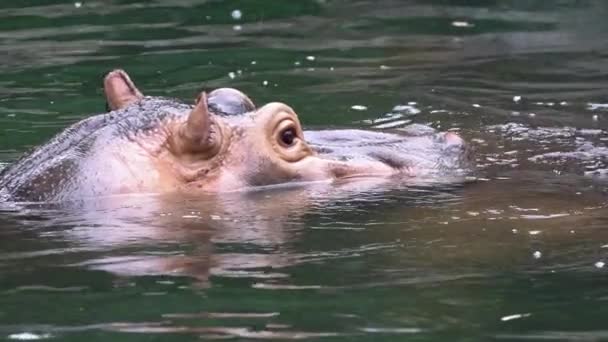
[1, 0, 608, 341]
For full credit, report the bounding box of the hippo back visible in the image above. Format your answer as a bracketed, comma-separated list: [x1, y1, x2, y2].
[0, 97, 189, 202]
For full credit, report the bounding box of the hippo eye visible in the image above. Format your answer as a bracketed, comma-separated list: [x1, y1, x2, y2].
[280, 128, 297, 147]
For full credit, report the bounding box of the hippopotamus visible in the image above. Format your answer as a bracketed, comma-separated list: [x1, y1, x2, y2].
[0, 70, 471, 202]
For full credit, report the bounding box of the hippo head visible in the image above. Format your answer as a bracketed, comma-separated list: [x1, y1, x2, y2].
[103, 70, 470, 194]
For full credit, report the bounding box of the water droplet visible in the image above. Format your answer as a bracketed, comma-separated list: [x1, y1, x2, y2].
[593, 114, 599, 121]
[294, 61, 301, 66]
[262, 80, 268, 86]
[529, 230, 541, 235]
[233, 25, 242, 31]
[513, 96, 522, 103]
[595, 261, 605, 268]
[306, 55, 316, 61]
[380, 65, 390, 70]
[74, 2, 82, 8]
[533, 251, 542, 259]
[228, 72, 236, 79]
[351, 105, 367, 111]
[529, 113, 536, 117]
[472, 104, 481, 108]
[251, 60, 257, 65]
[231, 9, 242, 20]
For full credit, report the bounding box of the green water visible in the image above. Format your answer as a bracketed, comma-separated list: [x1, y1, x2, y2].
[1, 0, 608, 341]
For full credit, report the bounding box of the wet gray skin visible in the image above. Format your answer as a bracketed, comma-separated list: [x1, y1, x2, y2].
[0, 70, 472, 203]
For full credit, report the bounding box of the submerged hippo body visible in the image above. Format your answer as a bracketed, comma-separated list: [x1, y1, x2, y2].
[0, 70, 471, 202]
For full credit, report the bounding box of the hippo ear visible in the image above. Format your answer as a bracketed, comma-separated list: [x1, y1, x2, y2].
[179, 92, 213, 151]
[103, 69, 144, 111]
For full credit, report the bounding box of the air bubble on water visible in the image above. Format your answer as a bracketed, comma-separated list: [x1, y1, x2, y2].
[351, 105, 367, 111]
[593, 115, 599, 121]
[560, 101, 568, 106]
[529, 230, 541, 235]
[533, 251, 542, 259]
[511, 229, 518, 234]
[210, 215, 221, 220]
[329, 67, 334, 71]
[307, 68, 315, 71]
[74, 2, 82, 8]
[513, 96, 522, 103]
[306, 55, 316, 61]
[233, 25, 242, 31]
[237, 70, 242, 75]
[294, 61, 301, 66]
[205, 15, 211, 20]
[231, 9, 242, 20]
[262, 80, 269, 86]
[408, 101, 417, 106]
[380, 65, 390, 70]
[228, 72, 236, 79]
[529, 113, 536, 117]
[466, 211, 480, 216]
[595, 261, 605, 268]
[511, 111, 521, 116]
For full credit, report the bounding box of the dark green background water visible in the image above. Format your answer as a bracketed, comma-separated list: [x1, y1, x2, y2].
[1, 0, 608, 341]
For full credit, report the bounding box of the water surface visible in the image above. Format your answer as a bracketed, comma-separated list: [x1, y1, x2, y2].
[1, 1, 608, 341]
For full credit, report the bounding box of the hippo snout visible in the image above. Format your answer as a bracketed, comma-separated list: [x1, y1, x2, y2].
[307, 128, 472, 179]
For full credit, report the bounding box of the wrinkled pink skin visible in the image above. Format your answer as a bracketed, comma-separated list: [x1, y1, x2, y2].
[0, 70, 469, 202]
